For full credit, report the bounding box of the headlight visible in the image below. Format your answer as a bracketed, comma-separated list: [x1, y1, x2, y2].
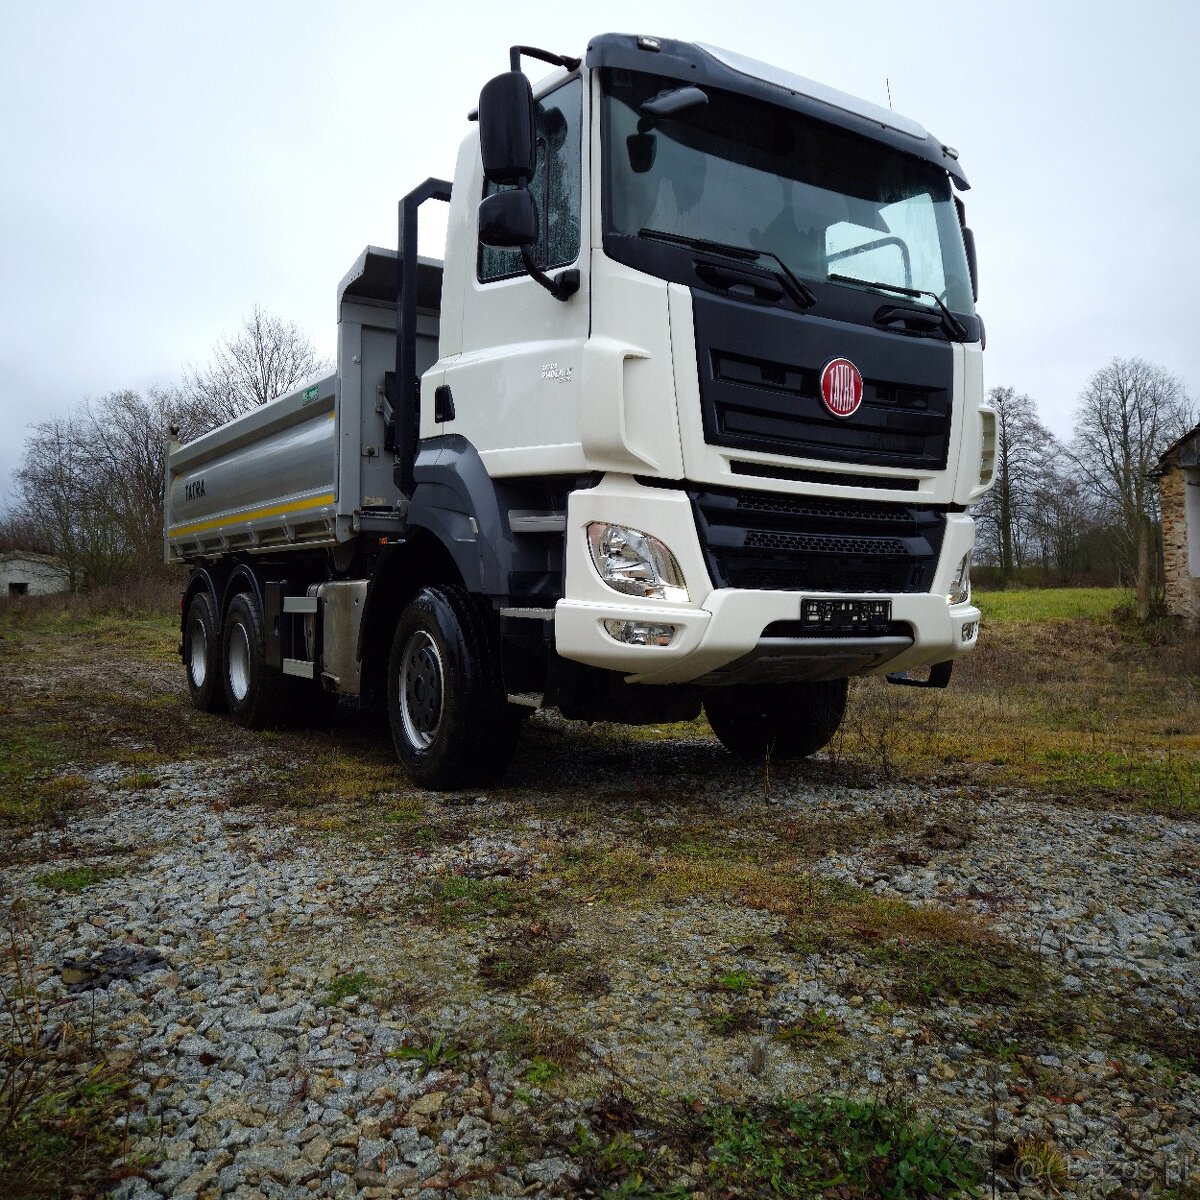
[586, 523, 689, 602]
[948, 552, 972, 605]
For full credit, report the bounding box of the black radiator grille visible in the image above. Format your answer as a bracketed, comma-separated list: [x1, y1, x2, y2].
[706, 350, 951, 471]
[746, 530, 909, 556]
[692, 488, 946, 594]
[691, 291, 955, 473]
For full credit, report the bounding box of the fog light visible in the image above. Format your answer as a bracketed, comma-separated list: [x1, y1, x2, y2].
[603, 619, 677, 647]
[948, 553, 972, 605]
[961, 620, 978, 643]
[587, 523, 689, 602]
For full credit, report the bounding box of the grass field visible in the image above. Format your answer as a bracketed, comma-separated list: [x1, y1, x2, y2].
[974, 586, 1126, 623]
[0, 582, 1196, 827]
[833, 587, 1199, 814]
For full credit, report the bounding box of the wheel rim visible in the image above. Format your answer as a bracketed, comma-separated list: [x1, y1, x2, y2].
[228, 622, 251, 703]
[187, 615, 207, 688]
[399, 630, 444, 749]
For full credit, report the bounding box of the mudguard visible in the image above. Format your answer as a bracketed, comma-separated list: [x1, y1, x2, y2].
[408, 435, 550, 598]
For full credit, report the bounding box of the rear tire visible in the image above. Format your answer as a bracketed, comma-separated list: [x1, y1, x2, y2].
[387, 585, 521, 790]
[222, 592, 290, 729]
[704, 679, 849, 761]
[183, 592, 226, 713]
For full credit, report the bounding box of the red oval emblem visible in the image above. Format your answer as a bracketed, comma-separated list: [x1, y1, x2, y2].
[819, 358, 864, 418]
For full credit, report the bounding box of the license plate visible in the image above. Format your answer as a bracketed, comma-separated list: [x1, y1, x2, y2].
[801, 598, 892, 635]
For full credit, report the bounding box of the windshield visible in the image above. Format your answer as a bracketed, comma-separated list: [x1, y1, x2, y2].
[602, 69, 975, 315]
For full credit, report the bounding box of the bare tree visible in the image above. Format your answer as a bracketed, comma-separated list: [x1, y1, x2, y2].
[182, 305, 331, 429]
[1068, 356, 1195, 617]
[972, 386, 1060, 579]
[8, 388, 201, 587]
[82, 388, 199, 572]
[13, 413, 127, 589]
[0, 512, 57, 556]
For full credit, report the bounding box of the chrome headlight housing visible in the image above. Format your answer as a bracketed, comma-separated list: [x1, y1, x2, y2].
[586, 523, 689, 603]
[948, 552, 972, 605]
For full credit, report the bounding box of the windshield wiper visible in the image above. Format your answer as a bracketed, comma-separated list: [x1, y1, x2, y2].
[828, 273, 968, 341]
[639, 228, 816, 309]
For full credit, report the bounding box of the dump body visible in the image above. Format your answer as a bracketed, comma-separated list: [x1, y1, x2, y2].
[165, 248, 442, 563]
[165, 376, 338, 560]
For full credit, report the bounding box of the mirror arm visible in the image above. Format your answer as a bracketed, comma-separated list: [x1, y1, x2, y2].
[509, 45, 581, 72]
[519, 243, 580, 302]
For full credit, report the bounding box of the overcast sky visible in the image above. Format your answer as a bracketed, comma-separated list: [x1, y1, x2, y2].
[2, 0, 1197, 505]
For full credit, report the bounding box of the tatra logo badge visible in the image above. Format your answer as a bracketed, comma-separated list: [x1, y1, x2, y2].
[819, 358, 864, 418]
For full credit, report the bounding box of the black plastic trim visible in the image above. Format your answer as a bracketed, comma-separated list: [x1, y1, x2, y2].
[692, 290, 954, 471]
[730, 460, 920, 491]
[434, 385, 456, 423]
[394, 178, 453, 497]
[585, 34, 969, 188]
[690, 485, 947, 594]
[408, 436, 569, 601]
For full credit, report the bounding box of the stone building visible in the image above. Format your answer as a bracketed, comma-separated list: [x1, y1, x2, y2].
[1158, 424, 1200, 625]
[0, 551, 71, 598]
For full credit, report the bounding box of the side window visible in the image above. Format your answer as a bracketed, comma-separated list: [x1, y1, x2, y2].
[479, 77, 582, 282]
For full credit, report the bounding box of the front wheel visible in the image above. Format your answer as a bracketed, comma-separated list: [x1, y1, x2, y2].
[387, 586, 521, 789]
[704, 679, 848, 761]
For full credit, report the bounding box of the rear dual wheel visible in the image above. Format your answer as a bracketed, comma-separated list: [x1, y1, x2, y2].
[222, 593, 291, 728]
[183, 592, 226, 713]
[704, 678, 848, 761]
[387, 585, 522, 790]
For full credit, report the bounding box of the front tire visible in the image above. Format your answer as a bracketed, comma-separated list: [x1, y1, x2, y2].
[222, 592, 290, 729]
[704, 679, 849, 761]
[387, 586, 520, 790]
[184, 591, 226, 713]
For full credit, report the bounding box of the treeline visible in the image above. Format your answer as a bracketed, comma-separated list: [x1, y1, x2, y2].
[0, 308, 329, 588]
[2, 329, 1194, 609]
[973, 357, 1195, 611]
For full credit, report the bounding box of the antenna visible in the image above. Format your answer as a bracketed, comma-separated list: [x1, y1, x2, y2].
[886, 77, 893, 111]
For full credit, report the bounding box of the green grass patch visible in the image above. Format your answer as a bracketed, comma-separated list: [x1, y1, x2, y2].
[775, 1008, 842, 1047]
[868, 939, 1046, 1007]
[524, 1057, 563, 1086]
[389, 1033, 462, 1076]
[34, 865, 123, 893]
[712, 969, 756, 994]
[706, 1098, 979, 1198]
[569, 1094, 981, 1199]
[427, 875, 519, 925]
[321, 971, 380, 1004]
[0, 726, 88, 826]
[498, 1019, 586, 1077]
[554, 840, 846, 917]
[0, 1063, 145, 1198]
[976, 587, 1126, 624]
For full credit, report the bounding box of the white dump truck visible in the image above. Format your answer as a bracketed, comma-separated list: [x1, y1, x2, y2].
[166, 34, 992, 789]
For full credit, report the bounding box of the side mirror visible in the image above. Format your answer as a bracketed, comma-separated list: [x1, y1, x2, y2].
[478, 72, 535, 184]
[479, 188, 538, 248]
[627, 133, 656, 174]
[963, 226, 978, 302]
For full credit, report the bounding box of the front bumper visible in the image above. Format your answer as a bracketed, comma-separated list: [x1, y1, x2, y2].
[554, 475, 980, 686]
[556, 589, 980, 685]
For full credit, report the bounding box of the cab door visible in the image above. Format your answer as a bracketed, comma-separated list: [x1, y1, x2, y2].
[444, 75, 589, 478]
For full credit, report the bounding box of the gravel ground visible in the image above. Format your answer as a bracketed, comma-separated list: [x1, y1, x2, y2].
[3, 719, 1198, 1200]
